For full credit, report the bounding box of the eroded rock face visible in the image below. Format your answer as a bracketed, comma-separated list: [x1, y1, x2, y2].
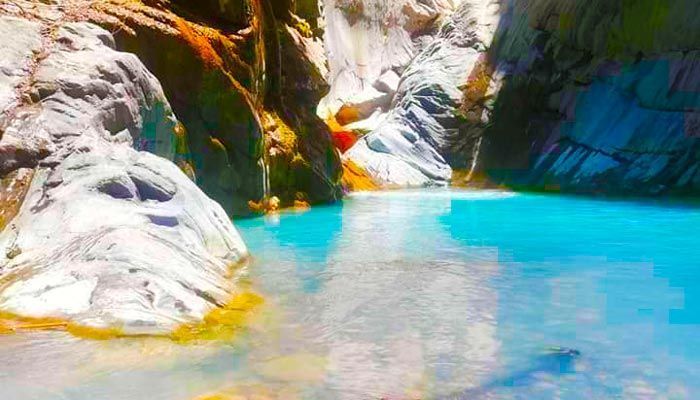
[319, 0, 466, 124]
[90, 0, 342, 214]
[479, 0, 700, 195]
[91, 0, 266, 217]
[0, 16, 247, 334]
[343, 0, 501, 186]
[341, 0, 700, 195]
[270, 23, 343, 204]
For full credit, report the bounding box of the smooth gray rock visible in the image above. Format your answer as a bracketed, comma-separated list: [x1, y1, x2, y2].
[0, 16, 42, 118]
[0, 17, 248, 334]
[319, 0, 463, 121]
[345, 0, 500, 186]
[341, 0, 700, 194]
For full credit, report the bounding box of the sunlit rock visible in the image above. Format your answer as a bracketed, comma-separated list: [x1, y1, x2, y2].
[85, 0, 341, 216]
[344, 0, 501, 187]
[0, 17, 247, 334]
[319, 0, 466, 123]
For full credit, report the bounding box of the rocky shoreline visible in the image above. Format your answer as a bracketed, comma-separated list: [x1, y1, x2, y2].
[2, 0, 700, 335]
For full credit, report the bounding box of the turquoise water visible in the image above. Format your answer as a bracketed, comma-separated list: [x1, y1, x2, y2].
[2, 189, 700, 399]
[236, 190, 700, 399]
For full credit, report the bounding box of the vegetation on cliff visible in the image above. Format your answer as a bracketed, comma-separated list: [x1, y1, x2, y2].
[87, 0, 342, 216]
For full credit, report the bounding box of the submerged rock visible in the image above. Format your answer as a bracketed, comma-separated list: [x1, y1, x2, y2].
[0, 16, 247, 334]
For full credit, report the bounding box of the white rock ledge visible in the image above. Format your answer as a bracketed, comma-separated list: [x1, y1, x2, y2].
[0, 17, 248, 334]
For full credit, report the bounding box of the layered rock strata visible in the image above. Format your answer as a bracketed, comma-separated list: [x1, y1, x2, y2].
[342, 0, 501, 186]
[0, 13, 247, 334]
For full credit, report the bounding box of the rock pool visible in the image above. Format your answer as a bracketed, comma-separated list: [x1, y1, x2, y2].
[2, 189, 699, 399]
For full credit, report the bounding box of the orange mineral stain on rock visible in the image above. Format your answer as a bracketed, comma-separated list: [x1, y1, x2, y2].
[0, 289, 263, 342]
[293, 199, 310, 209]
[0, 321, 13, 335]
[335, 103, 361, 126]
[323, 113, 346, 133]
[194, 384, 302, 400]
[459, 54, 494, 124]
[65, 324, 126, 340]
[248, 196, 281, 214]
[0, 168, 34, 231]
[0, 310, 128, 340]
[175, 18, 224, 69]
[341, 159, 379, 192]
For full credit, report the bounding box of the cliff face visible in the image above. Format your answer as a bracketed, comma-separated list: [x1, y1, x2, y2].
[87, 0, 342, 215]
[322, 0, 500, 186]
[319, 0, 465, 128]
[478, 0, 700, 195]
[339, 0, 700, 196]
[0, 12, 247, 334]
[0, 0, 345, 332]
[345, 1, 500, 186]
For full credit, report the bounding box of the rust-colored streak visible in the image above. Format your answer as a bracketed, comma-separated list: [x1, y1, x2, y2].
[341, 159, 379, 192]
[0, 168, 34, 232]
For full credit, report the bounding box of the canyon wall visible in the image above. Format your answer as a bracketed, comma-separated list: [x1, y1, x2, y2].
[0, 0, 345, 332]
[338, 0, 700, 196]
[0, 0, 347, 331]
[3, 0, 700, 333]
[343, 0, 500, 186]
[479, 0, 700, 195]
[89, 0, 342, 216]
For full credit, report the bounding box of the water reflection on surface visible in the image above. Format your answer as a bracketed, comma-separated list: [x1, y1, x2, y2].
[2, 189, 700, 399]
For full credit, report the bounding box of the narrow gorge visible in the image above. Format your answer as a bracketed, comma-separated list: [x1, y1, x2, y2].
[1, 1, 700, 399]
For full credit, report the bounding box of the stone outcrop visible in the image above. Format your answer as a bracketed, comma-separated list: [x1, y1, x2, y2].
[89, 0, 342, 215]
[264, 23, 343, 204]
[477, 0, 700, 196]
[342, 0, 501, 186]
[0, 14, 247, 334]
[88, 0, 267, 217]
[319, 0, 467, 128]
[341, 0, 700, 196]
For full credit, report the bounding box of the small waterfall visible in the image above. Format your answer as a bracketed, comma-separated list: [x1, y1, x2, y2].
[466, 136, 483, 182]
[261, 154, 270, 198]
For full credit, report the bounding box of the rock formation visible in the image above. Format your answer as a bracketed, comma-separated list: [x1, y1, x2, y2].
[344, 0, 500, 186]
[89, 0, 342, 215]
[478, 0, 700, 195]
[3, 0, 700, 337]
[339, 0, 700, 196]
[0, 11, 247, 334]
[319, 0, 467, 127]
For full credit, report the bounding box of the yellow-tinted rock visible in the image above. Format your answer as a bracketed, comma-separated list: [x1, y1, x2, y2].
[341, 159, 379, 191]
[0, 169, 34, 231]
[171, 292, 264, 343]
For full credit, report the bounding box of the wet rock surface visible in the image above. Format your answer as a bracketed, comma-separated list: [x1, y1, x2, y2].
[91, 0, 342, 214]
